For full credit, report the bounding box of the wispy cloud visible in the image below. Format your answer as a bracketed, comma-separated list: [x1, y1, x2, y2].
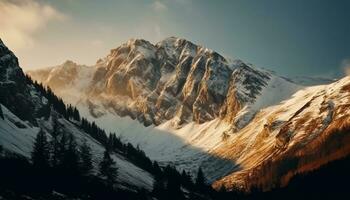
[152, 1, 168, 12]
[0, 0, 66, 50]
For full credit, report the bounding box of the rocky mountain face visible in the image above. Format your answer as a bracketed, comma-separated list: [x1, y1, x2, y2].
[28, 37, 299, 129]
[27, 37, 350, 192]
[0, 39, 46, 124]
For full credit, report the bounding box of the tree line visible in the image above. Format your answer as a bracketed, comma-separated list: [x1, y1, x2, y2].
[0, 113, 212, 200]
[31, 119, 118, 185]
[26, 75, 157, 175]
[25, 75, 211, 199]
[0, 116, 126, 199]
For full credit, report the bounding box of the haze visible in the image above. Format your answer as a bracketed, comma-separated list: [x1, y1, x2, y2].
[0, 0, 349, 78]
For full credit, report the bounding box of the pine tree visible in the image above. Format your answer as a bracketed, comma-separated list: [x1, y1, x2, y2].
[166, 175, 183, 200]
[73, 107, 80, 121]
[0, 104, 4, 120]
[152, 176, 166, 198]
[195, 167, 206, 191]
[66, 104, 74, 119]
[152, 161, 162, 179]
[181, 170, 194, 189]
[163, 165, 184, 200]
[50, 118, 61, 167]
[79, 139, 93, 176]
[0, 145, 3, 157]
[53, 130, 68, 171]
[99, 149, 118, 185]
[31, 129, 50, 170]
[113, 134, 124, 150]
[107, 134, 115, 151]
[62, 134, 80, 175]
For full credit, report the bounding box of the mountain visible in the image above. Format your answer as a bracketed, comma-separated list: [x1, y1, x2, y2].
[0, 39, 154, 193]
[27, 37, 350, 192]
[28, 37, 301, 127]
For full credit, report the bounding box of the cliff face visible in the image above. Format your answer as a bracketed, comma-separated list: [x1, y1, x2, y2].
[27, 37, 299, 129]
[87, 37, 249, 126]
[0, 39, 45, 123]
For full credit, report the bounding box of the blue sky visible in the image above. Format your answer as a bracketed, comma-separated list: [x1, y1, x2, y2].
[0, 0, 349, 78]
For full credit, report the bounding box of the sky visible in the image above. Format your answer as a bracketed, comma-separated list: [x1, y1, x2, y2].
[0, 0, 349, 78]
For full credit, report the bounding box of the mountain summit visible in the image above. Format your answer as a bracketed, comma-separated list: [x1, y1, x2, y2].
[28, 37, 300, 129]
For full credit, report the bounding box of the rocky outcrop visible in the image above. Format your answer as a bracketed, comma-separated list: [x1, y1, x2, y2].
[28, 60, 90, 91]
[0, 39, 44, 123]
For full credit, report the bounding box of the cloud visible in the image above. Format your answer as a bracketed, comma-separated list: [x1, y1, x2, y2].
[341, 58, 350, 75]
[0, 0, 66, 51]
[152, 1, 167, 12]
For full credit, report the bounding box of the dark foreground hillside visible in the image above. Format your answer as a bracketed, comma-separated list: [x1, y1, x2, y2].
[216, 153, 350, 200]
[1, 142, 350, 200]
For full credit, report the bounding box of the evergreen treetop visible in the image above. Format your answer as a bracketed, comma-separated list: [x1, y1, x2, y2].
[79, 139, 93, 176]
[31, 128, 50, 170]
[99, 149, 118, 185]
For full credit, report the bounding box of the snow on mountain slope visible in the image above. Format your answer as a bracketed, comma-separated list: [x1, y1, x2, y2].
[76, 105, 236, 182]
[52, 115, 154, 191]
[213, 76, 350, 191]
[0, 104, 153, 190]
[0, 39, 153, 191]
[231, 70, 302, 130]
[0, 104, 37, 155]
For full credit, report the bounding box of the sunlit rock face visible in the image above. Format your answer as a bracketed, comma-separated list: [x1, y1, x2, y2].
[213, 77, 350, 191]
[28, 37, 294, 129]
[28, 60, 93, 105]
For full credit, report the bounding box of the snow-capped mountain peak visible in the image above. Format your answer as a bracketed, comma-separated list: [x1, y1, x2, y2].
[30, 37, 299, 129]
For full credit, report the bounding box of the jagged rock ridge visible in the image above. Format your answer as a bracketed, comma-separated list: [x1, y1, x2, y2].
[28, 37, 299, 129]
